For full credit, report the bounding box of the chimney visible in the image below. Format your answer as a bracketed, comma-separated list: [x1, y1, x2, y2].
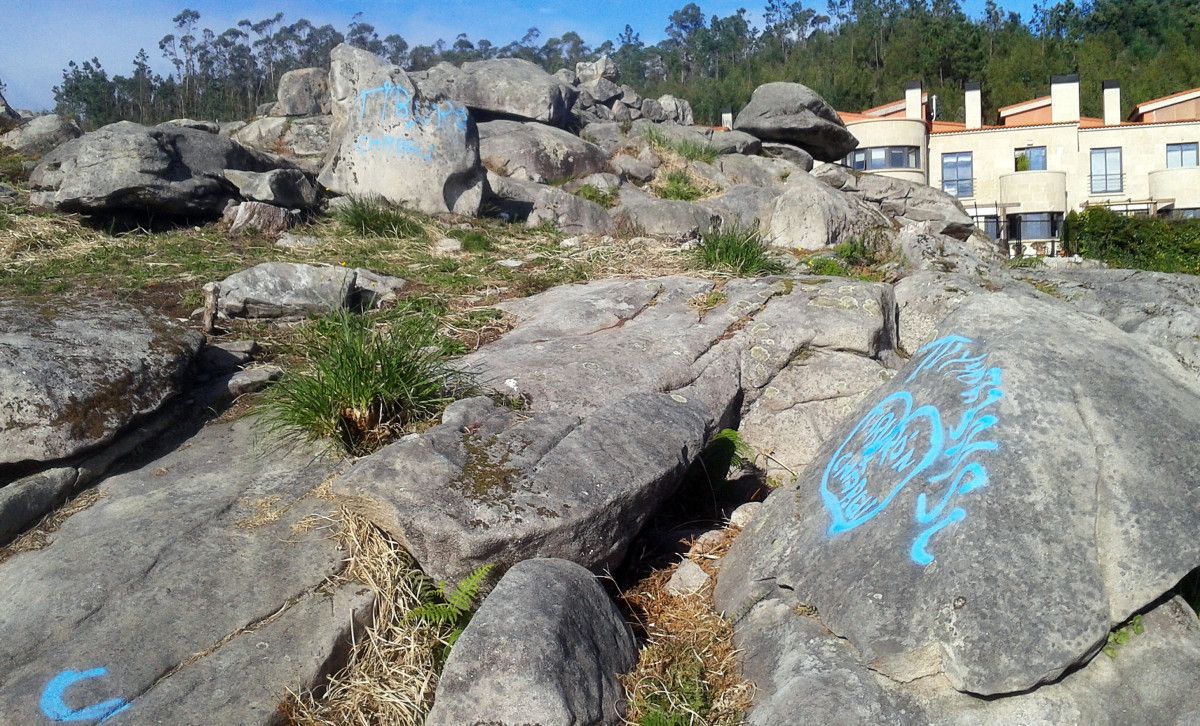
[1103, 80, 1121, 126]
[965, 81, 982, 129]
[1051, 74, 1080, 124]
[905, 80, 922, 121]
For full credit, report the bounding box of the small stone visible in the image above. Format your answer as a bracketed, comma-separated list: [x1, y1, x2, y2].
[497, 259, 525, 270]
[690, 529, 725, 553]
[559, 237, 583, 249]
[434, 237, 463, 256]
[666, 559, 711, 597]
[275, 233, 320, 250]
[227, 365, 283, 396]
[729, 501, 762, 529]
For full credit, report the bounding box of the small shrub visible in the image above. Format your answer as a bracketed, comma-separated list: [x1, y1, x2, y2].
[257, 311, 472, 455]
[0, 146, 29, 184]
[336, 196, 429, 239]
[658, 170, 703, 202]
[832, 238, 877, 267]
[807, 256, 852, 277]
[693, 227, 786, 276]
[573, 184, 618, 209]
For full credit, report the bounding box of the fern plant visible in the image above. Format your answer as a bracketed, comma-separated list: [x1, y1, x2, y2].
[405, 563, 494, 645]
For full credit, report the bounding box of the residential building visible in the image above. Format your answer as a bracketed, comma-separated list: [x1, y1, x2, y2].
[835, 78, 1200, 256]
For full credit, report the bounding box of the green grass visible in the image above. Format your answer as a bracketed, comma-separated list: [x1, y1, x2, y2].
[335, 196, 430, 239]
[256, 309, 474, 456]
[657, 171, 704, 202]
[643, 126, 719, 164]
[1006, 255, 1044, 269]
[448, 227, 496, 252]
[572, 184, 618, 209]
[0, 146, 29, 184]
[693, 227, 786, 276]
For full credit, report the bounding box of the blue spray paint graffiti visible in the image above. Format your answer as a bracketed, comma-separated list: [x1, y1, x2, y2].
[40, 668, 130, 723]
[820, 335, 1004, 565]
[353, 81, 468, 161]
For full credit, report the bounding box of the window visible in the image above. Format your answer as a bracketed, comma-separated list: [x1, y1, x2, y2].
[844, 146, 921, 171]
[1015, 146, 1047, 171]
[941, 152, 973, 198]
[1090, 147, 1122, 194]
[1006, 212, 1063, 241]
[1167, 143, 1199, 169]
[1167, 208, 1200, 220]
[971, 214, 1001, 240]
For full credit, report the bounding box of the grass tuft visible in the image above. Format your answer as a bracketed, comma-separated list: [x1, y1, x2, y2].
[693, 227, 786, 276]
[256, 310, 473, 456]
[807, 256, 852, 277]
[572, 184, 618, 209]
[656, 171, 704, 202]
[335, 196, 430, 239]
[448, 227, 497, 252]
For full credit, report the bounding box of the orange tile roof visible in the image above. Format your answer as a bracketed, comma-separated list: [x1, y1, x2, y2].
[1135, 86, 1200, 113]
[998, 95, 1051, 115]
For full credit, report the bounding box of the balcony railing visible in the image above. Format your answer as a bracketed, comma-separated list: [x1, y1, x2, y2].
[1089, 173, 1124, 195]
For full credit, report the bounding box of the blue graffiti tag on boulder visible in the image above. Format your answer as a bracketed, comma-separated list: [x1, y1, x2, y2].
[819, 335, 1004, 565]
[40, 668, 130, 723]
[353, 81, 468, 161]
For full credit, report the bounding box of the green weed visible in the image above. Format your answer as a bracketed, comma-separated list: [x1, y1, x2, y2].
[657, 170, 704, 202]
[643, 126, 719, 164]
[336, 196, 430, 239]
[693, 227, 786, 276]
[573, 184, 618, 209]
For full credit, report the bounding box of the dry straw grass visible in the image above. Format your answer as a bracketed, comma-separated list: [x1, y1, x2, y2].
[284, 508, 456, 726]
[621, 526, 755, 725]
[0, 488, 102, 565]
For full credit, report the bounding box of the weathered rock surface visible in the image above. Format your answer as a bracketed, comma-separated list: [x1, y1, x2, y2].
[479, 119, 608, 183]
[527, 186, 615, 235]
[575, 55, 618, 84]
[700, 185, 781, 231]
[0, 298, 200, 467]
[734, 82, 858, 161]
[0, 417, 366, 725]
[223, 168, 318, 209]
[816, 164, 974, 240]
[762, 142, 815, 170]
[332, 276, 897, 582]
[221, 200, 299, 236]
[613, 188, 719, 238]
[0, 114, 82, 157]
[319, 44, 485, 216]
[717, 292, 1200, 698]
[232, 115, 331, 173]
[428, 558, 636, 725]
[417, 58, 576, 127]
[271, 67, 330, 116]
[29, 121, 282, 216]
[214, 262, 405, 320]
[767, 171, 887, 250]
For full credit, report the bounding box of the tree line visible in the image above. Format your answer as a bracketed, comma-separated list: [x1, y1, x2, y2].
[38, 0, 1200, 130]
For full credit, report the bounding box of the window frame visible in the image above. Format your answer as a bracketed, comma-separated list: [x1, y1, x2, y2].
[1014, 146, 1047, 172]
[1167, 142, 1199, 169]
[844, 145, 922, 172]
[941, 151, 974, 199]
[1090, 147, 1123, 195]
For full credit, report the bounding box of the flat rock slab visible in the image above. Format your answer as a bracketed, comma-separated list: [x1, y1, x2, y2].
[0, 297, 201, 466]
[428, 558, 636, 725]
[717, 292, 1200, 696]
[0, 417, 363, 725]
[334, 276, 897, 582]
[215, 262, 406, 320]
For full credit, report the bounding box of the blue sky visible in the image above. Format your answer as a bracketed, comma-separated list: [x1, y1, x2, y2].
[0, 0, 1038, 110]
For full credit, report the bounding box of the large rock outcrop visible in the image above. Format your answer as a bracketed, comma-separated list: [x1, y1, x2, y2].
[332, 275, 898, 583]
[717, 292, 1200, 700]
[29, 121, 282, 216]
[232, 115, 331, 173]
[319, 44, 486, 216]
[0, 298, 201, 467]
[734, 82, 858, 161]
